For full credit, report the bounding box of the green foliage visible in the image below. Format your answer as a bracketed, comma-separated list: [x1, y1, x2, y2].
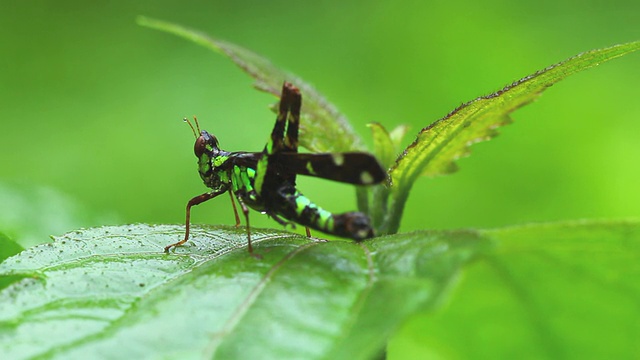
[1, 15, 638, 360]
[1, 222, 639, 358]
[136, 17, 640, 236]
[384, 41, 640, 234]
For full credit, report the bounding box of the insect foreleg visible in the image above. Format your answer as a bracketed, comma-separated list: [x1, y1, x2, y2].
[164, 189, 226, 253]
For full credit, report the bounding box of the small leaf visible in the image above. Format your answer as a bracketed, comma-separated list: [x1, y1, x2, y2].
[367, 122, 396, 170]
[388, 124, 410, 150]
[137, 16, 365, 153]
[391, 41, 640, 186]
[383, 41, 640, 234]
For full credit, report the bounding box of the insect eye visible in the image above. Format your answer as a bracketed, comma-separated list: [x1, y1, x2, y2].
[194, 136, 206, 157]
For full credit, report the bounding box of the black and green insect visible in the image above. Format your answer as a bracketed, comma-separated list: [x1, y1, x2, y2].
[164, 82, 386, 254]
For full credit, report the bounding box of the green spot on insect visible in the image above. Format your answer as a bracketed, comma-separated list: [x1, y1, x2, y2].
[332, 153, 345, 166]
[213, 155, 227, 167]
[305, 161, 316, 175]
[295, 195, 312, 217]
[360, 171, 374, 185]
[164, 82, 387, 255]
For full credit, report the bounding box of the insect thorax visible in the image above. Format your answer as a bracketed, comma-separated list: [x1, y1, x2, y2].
[230, 165, 263, 208]
[199, 153, 232, 193]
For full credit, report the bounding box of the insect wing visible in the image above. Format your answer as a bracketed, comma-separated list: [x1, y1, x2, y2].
[273, 152, 386, 185]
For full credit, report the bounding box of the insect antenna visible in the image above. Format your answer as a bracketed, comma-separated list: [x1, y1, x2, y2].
[183, 116, 201, 139]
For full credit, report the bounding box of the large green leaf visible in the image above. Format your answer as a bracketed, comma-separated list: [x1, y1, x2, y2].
[0, 224, 483, 359]
[137, 16, 365, 153]
[1, 221, 639, 359]
[383, 41, 640, 233]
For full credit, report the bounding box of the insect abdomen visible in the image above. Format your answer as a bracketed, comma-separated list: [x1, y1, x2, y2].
[278, 189, 375, 241]
[329, 212, 375, 240]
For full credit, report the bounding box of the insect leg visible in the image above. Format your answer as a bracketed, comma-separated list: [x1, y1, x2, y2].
[228, 190, 241, 227]
[234, 195, 254, 254]
[283, 82, 301, 153]
[269, 82, 301, 154]
[164, 189, 226, 253]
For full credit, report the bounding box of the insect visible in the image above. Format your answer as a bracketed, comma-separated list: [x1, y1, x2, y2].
[164, 82, 386, 254]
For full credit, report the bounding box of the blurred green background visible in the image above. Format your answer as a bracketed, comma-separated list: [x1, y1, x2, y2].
[1, 1, 639, 247]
